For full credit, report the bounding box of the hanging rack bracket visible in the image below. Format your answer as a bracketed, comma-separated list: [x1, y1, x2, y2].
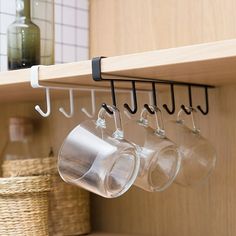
[91, 57, 214, 88]
[92, 57, 214, 115]
[92, 56, 107, 81]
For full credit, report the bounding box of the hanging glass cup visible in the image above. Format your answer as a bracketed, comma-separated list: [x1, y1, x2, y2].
[58, 106, 140, 198]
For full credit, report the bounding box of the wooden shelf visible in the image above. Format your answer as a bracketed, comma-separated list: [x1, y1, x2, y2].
[1, 38, 236, 102]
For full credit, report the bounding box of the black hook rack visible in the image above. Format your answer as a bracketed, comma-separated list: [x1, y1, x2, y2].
[92, 57, 117, 114]
[91, 57, 214, 116]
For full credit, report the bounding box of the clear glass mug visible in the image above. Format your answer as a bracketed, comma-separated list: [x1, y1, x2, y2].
[58, 106, 140, 198]
[124, 105, 182, 192]
[166, 106, 217, 187]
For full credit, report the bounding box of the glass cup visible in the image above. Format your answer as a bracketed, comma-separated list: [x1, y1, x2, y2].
[124, 105, 182, 192]
[58, 106, 140, 198]
[166, 106, 217, 187]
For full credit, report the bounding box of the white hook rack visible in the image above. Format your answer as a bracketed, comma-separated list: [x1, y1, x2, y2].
[35, 87, 51, 117]
[30, 65, 75, 118]
[31, 66, 52, 117]
[30, 66, 150, 119]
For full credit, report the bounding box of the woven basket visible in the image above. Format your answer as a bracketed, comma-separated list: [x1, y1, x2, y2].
[2, 157, 58, 177]
[2, 157, 91, 236]
[0, 175, 51, 236]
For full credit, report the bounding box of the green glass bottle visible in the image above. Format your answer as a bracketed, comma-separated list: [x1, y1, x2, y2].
[7, 0, 40, 70]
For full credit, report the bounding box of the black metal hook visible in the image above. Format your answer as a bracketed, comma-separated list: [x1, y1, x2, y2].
[144, 82, 157, 114]
[91, 57, 213, 117]
[92, 57, 117, 115]
[197, 87, 209, 115]
[124, 81, 138, 114]
[181, 85, 192, 115]
[163, 84, 175, 114]
[102, 80, 117, 115]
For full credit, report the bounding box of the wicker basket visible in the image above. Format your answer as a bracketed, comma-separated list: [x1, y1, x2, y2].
[3, 158, 58, 177]
[2, 157, 91, 236]
[0, 175, 51, 236]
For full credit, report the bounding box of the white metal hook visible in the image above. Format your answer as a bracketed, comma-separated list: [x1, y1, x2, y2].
[81, 89, 96, 118]
[35, 87, 51, 117]
[31, 66, 51, 117]
[59, 89, 74, 118]
[31, 65, 75, 118]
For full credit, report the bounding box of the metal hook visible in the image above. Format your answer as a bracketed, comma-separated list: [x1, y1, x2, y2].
[35, 87, 51, 117]
[59, 89, 74, 118]
[197, 87, 209, 115]
[81, 89, 96, 118]
[124, 90, 133, 119]
[102, 80, 117, 114]
[31, 65, 74, 118]
[181, 85, 192, 115]
[31, 66, 51, 117]
[124, 81, 138, 114]
[144, 82, 157, 114]
[163, 84, 176, 115]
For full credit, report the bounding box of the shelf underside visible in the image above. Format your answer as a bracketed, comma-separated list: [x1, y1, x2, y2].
[1, 39, 236, 102]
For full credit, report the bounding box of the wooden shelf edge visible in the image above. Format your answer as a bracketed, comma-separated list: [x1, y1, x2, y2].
[1, 39, 236, 102]
[27, 38, 236, 86]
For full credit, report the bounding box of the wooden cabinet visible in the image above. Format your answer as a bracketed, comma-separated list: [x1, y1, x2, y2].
[90, 0, 236, 56]
[0, 37, 233, 236]
[89, 1, 236, 236]
[0, 1, 236, 235]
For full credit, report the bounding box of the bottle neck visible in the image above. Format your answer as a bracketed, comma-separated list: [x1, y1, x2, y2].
[16, 0, 31, 19]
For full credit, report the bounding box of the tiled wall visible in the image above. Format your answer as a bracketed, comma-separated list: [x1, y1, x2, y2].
[0, 0, 89, 71]
[0, 0, 15, 71]
[55, 0, 89, 64]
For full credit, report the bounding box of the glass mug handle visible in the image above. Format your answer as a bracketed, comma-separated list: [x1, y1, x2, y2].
[140, 105, 165, 136]
[177, 106, 200, 133]
[96, 105, 124, 139]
